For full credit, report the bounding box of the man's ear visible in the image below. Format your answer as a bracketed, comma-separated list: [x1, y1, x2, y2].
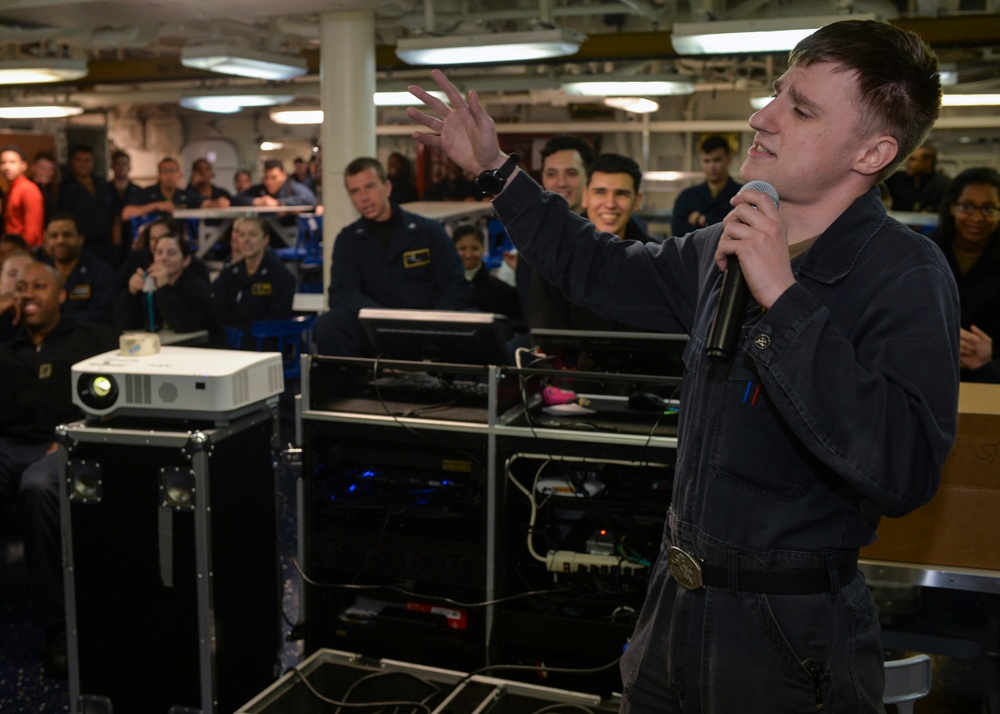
[634, 191, 644, 212]
[857, 135, 898, 177]
[58, 289, 67, 306]
[385, 179, 393, 198]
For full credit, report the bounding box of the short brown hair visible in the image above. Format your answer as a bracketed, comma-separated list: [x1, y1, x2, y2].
[788, 20, 941, 181]
[345, 157, 386, 182]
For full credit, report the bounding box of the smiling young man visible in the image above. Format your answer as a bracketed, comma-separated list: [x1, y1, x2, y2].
[409, 18, 959, 712]
[582, 153, 646, 241]
[512, 135, 595, 321]
[40, 213, 116, 326]
[312, 156, 470, 357]
[0, 261, 117, 678]
[528, 153, 662, 330]
[540, 134, 593, 215]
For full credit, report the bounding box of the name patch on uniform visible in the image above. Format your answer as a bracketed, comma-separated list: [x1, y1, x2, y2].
[251, 282, 273, 296]
[403, 249, 431, 268]
[69, 285, 92, 301]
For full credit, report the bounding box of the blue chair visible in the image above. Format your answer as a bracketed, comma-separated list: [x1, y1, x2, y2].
[224, 326, 244, 350]
[129, 215, 160, 246]
[249, 315, 316, 380]
[484, 217, 513, 270]
[274, 214, 322, 263]
[275, 214, 323, 293]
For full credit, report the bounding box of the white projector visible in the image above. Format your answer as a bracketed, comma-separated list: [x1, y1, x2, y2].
[72, 346, 284, 421]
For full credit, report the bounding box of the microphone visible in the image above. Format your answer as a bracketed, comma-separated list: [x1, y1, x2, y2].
[705, 180, 780, 364]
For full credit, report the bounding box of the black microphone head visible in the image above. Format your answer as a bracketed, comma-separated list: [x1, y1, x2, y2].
[739, 180, 779, 210]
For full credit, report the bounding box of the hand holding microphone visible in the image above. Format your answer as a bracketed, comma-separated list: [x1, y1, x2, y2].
[705, 181, 780, 364]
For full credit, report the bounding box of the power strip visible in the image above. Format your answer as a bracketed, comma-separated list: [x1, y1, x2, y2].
[545, 550, 646, 575]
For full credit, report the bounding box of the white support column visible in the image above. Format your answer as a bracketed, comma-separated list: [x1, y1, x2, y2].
[319, 10, 377, 299]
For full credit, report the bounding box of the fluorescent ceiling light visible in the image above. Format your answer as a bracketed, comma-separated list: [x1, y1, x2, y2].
[375, 90, 447, 106]
[941, 94, 1000, 107]
[181, 44, 307, 80]
[0, 103, 84, 119]
[938, 63, 958, 87]
[180, 94, 294, 114]
[672, 14, 876, 55]
[749, 95, 773, 110]
[260, 141, 285, 151]
[604, 97, 659, 114]
[270, 108, 324, 125]
[0, 58, 88, 85]
[644, 170, 704, 183]
[563, 76, 694, 97]
[396, 28, 584, 66]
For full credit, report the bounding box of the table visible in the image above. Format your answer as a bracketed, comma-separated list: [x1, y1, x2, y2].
[292, 292, 325, 314]
[860, 559, 1000, 712]
[173, 205, 315, 258]
[400, 200, 494, 225]
[888, 211, 939, 233]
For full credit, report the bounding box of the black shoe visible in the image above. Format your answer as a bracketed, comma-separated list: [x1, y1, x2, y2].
[44, 623, 68, 680]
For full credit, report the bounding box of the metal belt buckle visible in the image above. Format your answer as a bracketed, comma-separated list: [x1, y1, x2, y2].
[666, 546, 704, 590]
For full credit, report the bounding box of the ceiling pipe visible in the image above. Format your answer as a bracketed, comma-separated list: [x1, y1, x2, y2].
[423, 0, 437, 34]
[613, 0, 663, 22]
[379, 3, 668, 31]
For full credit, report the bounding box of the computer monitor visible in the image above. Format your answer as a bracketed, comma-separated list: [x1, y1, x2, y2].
[530, 328, 688, 378]
[359, 308, 512, 366]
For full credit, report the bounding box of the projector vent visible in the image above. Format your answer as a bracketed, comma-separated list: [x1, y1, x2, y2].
[159, 382, 178, 403]
[233, 369, 250, 405]
[125, 374, 152, 404]
[269, 364, 282, 393]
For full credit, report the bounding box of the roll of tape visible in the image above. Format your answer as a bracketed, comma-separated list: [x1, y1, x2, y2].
[120, 331, 161, 356]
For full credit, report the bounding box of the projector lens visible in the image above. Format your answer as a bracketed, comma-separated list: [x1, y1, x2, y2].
[92, 376, 112, 397]
[77, 373, 119, 410]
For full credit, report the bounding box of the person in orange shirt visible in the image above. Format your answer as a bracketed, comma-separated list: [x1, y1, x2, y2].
[1, 146, 45, 248]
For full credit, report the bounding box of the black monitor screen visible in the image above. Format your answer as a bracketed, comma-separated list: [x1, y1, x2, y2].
[530, 328, 688, 378]
[360, 308, 512, 366]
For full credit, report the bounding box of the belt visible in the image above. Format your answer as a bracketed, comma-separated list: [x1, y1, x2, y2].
[666, 546, 857, 595]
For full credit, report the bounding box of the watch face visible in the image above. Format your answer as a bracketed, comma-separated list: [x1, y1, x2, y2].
[476, 171, 502, 195]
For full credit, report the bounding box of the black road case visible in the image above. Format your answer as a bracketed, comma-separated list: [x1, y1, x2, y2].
[58, 409, 281, 714]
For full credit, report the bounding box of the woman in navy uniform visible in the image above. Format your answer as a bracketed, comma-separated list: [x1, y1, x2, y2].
[114, 233, 225, 346]
[212, 216, 296, 348]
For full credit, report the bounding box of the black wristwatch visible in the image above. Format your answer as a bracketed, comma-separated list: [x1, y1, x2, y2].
[475, 153, 519, 197]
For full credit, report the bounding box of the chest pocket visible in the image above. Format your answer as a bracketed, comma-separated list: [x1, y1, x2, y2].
[403, 248, 431, 269]
[69, 284, 92, 301]
[251, 282, 273, 296]
[708, 355, 811, 500]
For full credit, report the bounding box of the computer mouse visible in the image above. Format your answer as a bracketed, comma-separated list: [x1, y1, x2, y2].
[628, 391, 668, 412]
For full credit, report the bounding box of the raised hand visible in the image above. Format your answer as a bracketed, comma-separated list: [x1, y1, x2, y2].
[407, 70, 509, 176]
